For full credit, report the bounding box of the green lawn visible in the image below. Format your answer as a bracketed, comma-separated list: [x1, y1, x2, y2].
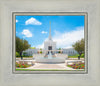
[68, 55, 84, 58]
[16, 69, 67, 71]
[16, 56, 33, 58]
[16, 68, 84, 71]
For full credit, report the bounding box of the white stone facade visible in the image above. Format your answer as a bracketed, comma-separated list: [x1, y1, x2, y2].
[44, 40, 56, 50]
[23, 48, 78, 56]
[62, 48, 78, 55]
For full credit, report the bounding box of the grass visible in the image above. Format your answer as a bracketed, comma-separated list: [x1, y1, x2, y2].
[67, 65, 72, 68]
[68, 55, 84, 58]
[16, 69, 67, 71]
[16, 56, 33, 58]
[16, 68, 85, 71]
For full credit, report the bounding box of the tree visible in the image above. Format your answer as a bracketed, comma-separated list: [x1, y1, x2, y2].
[16, 52, 20, 57]
[40, 51, 42, 54]
[58, 48, 61, 53]
[72, 38, 85, 59]
[23, 52, 28, 57]
[16, 36, 31, 59]
[29, 47, 36, 49]
[40, 48, 42, 54]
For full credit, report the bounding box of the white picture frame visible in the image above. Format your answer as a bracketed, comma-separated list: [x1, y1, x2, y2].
[0, 0, 100, 86]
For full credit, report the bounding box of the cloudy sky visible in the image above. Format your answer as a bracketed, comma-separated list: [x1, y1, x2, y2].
[16, 15, 84, 49]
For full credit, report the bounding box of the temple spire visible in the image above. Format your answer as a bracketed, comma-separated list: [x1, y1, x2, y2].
[49, 21, 52, 40]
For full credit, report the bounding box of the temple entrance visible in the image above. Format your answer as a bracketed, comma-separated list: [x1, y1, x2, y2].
[48, 46, 52, 50]
[48, 46, 52, 54]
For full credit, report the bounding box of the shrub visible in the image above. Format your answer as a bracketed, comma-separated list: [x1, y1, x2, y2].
[81, 54, 84, 57]
[16, 63, 32, 68]
[58, 51, 62, 53]
[40, 51, 42, 54]
[16, 52, 20, 57]
[67, 63, 85, 69]
[76, 54, 79, 56]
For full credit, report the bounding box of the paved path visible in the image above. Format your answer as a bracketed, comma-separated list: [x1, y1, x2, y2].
[16, 58, 84, 70]
[26, 63, 73, 70]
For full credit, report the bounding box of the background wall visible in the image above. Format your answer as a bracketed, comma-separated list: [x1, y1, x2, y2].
[0, 0, 100, 86]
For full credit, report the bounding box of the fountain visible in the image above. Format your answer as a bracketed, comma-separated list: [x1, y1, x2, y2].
[34, 50, 67, 63]
[34, 22, 67, 63]
[48, 51, 52, 59]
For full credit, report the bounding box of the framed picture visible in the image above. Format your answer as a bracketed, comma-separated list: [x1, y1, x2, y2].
[0, 0, 100, 86]
[12, 12, 88, 74]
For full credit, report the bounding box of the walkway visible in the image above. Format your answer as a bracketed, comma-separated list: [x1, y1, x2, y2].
[26, 63, 73, 70]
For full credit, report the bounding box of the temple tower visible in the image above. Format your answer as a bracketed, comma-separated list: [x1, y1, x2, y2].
[49, 21, 52, 40]
[44, 22, 56, 51]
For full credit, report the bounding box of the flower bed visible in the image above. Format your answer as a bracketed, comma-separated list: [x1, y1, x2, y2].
[67, 63, 85, 69]
[16, 62, 32, 68]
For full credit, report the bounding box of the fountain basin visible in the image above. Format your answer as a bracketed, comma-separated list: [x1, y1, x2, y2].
[35, 57, 65, 63]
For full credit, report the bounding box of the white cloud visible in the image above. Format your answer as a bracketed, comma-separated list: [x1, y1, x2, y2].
[22, 29, 32, 37]
[37, 43, 44, 48]
[53, 26, 84, 48]
[41, 31, 47, 34]
[16, 20, 18, 23]
[37, 26, 84, 48]
[25, 17, 42, 25]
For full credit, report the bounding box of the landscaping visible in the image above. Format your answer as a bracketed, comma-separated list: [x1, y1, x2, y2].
[68, 54, 84, 58]
[16, 69, 84, 71]
[16, 62, 32, 68]
[67, 63, 85, 69]
[16, 56, 33, 58]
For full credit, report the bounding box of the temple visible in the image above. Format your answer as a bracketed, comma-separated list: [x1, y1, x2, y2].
[23, 22, 78, 56]
[44, 22, 56, 51]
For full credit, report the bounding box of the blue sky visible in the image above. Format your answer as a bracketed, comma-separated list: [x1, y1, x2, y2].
[16, 15, 84, 48]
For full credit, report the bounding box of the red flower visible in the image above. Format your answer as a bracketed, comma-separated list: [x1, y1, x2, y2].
[24, 65, 26, 68]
